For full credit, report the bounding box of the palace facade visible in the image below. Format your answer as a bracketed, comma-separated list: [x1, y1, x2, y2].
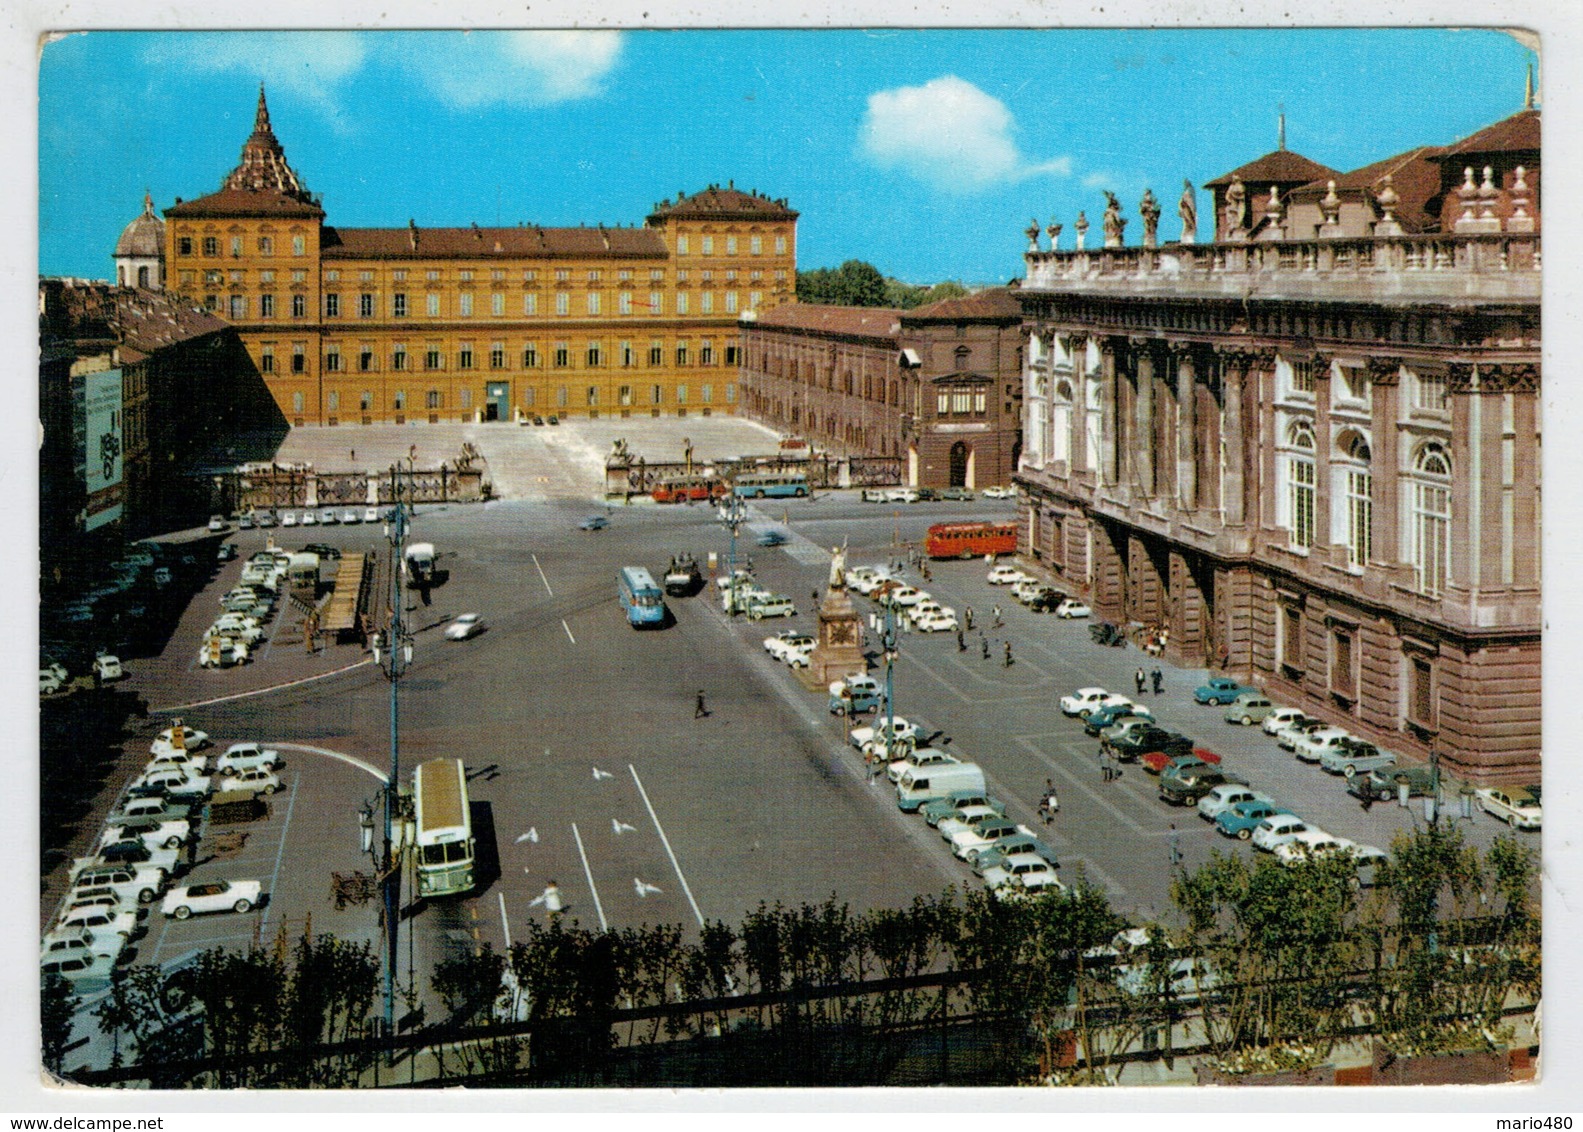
[738, 290, 1024, 489]
[155, 88, 797, 426]
[1014, 107, 1541, 783]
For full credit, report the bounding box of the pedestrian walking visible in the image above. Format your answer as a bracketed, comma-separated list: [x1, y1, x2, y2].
[1003, 640, 1014, 667]
[981, 636, 990, 660]
[694, 689, 709, 719]
[1039, 778, 1059, 824]
[964, 607, 975, 631]
[957, 628, 966, 652]
[1360, 787, 1375, 813]
[350, 448, 356, 462]
[1135, 667, 1147, 695]
[1152, 667, 1163, 695]
[1098, 746, 1109, 782]
[992, 605, 1003, 628]
[1169, 823, 1182, 867]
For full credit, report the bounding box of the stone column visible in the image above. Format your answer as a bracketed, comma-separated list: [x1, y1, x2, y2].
[1448, 364, 1476, 588]
[1100, 338, 1120, 485]
[1155, 344, 1177, 503]
[1312, 355, 1334, 552]
[1509, 368, 1540, 587]
[1068, 335, 1089, 475]
[1132, 336, 1155, 496]
[1218, 349, 1248, 526]
[1197, 370, 1222, 514]
[1114, 340, 1136, 490]
[1366, 357, 1403, 566]
[1173, 343, 1197, 510]
[1479, 377, 1507, 588]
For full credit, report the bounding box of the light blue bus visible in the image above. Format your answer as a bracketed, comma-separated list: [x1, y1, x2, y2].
[731, 471, 809, 499]
[618, 566, 668, 628]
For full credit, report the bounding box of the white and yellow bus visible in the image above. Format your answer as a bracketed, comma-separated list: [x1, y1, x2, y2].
[413, 757, 475, 899]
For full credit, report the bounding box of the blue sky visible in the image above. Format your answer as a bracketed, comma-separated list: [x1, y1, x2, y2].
[39, 29, 1536, 285]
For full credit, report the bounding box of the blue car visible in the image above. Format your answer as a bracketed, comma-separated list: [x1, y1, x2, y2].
[578, 515, 609, 531]
[756, 529, 788, 547]
[1194, 676, 1257, 705]
[1084, 701, 1153, 736]
[1215, 799, 1291, 841]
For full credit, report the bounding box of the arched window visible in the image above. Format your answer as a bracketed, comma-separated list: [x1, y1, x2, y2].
[1336, 429, 1373, 568]
[1411, 443, 1452, 597]
[1283, 420, 1316, 549]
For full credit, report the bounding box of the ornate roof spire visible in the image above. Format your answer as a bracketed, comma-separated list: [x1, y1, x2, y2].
[1278, 104, 1286, 151]
[221, 83, 310, 199]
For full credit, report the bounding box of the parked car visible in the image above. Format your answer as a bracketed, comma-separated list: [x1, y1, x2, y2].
[1160, 765, 1246, 807]
[1084, 701, 1152, 736]
[765, 632, 815, 662]
[198, 638, 250, 668]
[281, 511, 298, 527]
[363, 506, 381, 523]
[934, 804, 1005, 841]
[214, 742, 282, 777]
[986, 564, 1029, 585]
[256, 511, 278, 528]
[1194, 676, 1257, 705]
[40, 668, 64, 695]
[938, 487, 974, 501]
[860, 488, 889, 503]
[883, 488, 920, 504]
[1224, 693, 1276, 725]
[1027, 588, 1069, 613]
[318, 509, 339, 525]
[90, 839, 179, 876]
[980, 485, 1015, 499]
[1276, 717, 1333, 751]
[784, 641, 816, 669]
[162, 879, 264, 919]
[849, 716, 919, 750]
[746, 593, 797, 620]
[1144, 748, 1221, 777]
[924, 789, 1006, 829]
[207, 619, 263, 644]
[94, 653, 125, 681]
[1321, 740, 1397, 777]
[1197, 784, 1272, 822]
[983, 859, 1063, 898]
[68, 865, 165, 908]
[1294, 728, 1353, 764]
[1347, 764, 1436, 803]
[207, 515, 226, 532]
[444, 613, 487, 641]
[1262, 707, 1311, 735]
[1252, 814, 1321, 853]
[879, 584, 927, 608]
[299, 511, 317, 526]
[971, 831, 1060, 876]
[145, 748, 209, 777]
[828, 674, 883, 715]
[1476, 786, 1541, 830]
[151, 725, 211, 756]
[1274, 831, 1359, 867]
[547, 414, 559, 425]
[341, 509, 362, 524]
[225, 767, 283, 796]
[100, 819, 190, 851]
[108, 795, 196, 830]
[946, 817, 1024, 862]
[1215, 800, 1293, 841]
[1089, 621, 1127, 646]
[913, 610, 960, 633]
[127, 766, 213, 803]
[42, 924, 126, 968]
[1053, 599, 1092, 619]
[1108, 726, 1192, 762]
[1059, 687, 1127, 718]
[886, 746, 960, 785]
[54, 901, 138, 942]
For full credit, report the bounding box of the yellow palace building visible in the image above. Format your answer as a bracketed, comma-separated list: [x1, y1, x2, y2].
[160, 88, 798, 426]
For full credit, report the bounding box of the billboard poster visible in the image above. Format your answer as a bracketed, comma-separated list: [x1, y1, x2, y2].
[83, 368, 123, 530]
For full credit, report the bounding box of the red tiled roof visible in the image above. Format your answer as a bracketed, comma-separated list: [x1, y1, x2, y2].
[165, 188, 324, 219]
[1435, 108, 1540, 159]
[647, 185, 798, 222]
[1205, 149, 1340, 188]
[112, 289, 229, 351]
[754, 303, 900, 340]
[1289, 145, 1445, 233]
[904, 287, 1022, 323]
[320, 225, 668, 260]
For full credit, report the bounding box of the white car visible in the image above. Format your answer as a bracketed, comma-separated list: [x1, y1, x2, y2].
[54, 902, 138, 943]
[162, 879, 264, 920]
[1294, 728, 1352, 764]
[847, 569, 894, 596]
[881, 585, 927, 608]
[68, 866, 166, 908]
[883, 488, 920, 504]
[42, 924, 126, 966]
[101, 819, 190, 851]
[849, 716, 919, 749]
[198, 638, 250, 668]
[299, 511, 317, 526]
[1261, 707, 1309, 735]
[1011, 579, 1045, 604]
[1053, 599, 1092, 619]
[1274, 831, 1358, 866]
[281, 511, 298, 527]
[94, 654, 125, 681]
[1059, 687, 1127, 717]
[1476, 787, 1541, 830]
[444, 613, 486, 641]
[763, 631, 814, 661]
[341, 509, 362, 524]
[1196, 785, 1272, 822]
[986, 564, 1029, 585]
[886, 746, 960, 784]
[784, 641, 816, 668]
[224, 767, 283, 795]
[214, 742, 282, 777]
[145, 749, 209, 776]
[207, 515, 226, 532]
[207, 620, 263, 644]
[935, 804, 1004, 840]
[1251, 814, 1320, 853]
[993, 872, 1067, 901]
[913, 611, 960, 633]
[980, 485, 1016, 500]
[714, 568, 756, 592]
[127, 766, 212, 801]
[860, 489, 889, 503]
[40, 669, 64, 695]
[907, 599, 950, 624]
[982, 857, 1060, 894]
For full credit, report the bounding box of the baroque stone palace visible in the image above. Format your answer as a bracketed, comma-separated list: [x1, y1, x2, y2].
[147, 87, 797, 426]
[1014, 107, 1540, 783]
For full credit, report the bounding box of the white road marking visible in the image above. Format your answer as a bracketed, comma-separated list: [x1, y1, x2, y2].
[571, 822, 608, 931]
[258, 771, 302, 935]
[498, 891, 512, 949]
[628, 764, 705, 927]
[562, 619, 576, 645]
[152, 659, 374, 714]
[270, 742, 389, 783]
[531, 552, 554, 597]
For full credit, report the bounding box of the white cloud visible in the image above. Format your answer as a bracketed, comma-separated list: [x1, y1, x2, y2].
[401, 31, 624, 109]
[858, 75, 1070, 193]
[1082, 172, 1113, 189]
[143, 32, 368, 111]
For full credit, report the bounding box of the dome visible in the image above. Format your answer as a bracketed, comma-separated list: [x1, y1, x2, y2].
[115, 193, 165, 258]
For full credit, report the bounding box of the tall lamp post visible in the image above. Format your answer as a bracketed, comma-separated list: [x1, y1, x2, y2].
[370, 460, 415, 1041]
[881, 602, 899, 755]
[720, 490, 748, 615]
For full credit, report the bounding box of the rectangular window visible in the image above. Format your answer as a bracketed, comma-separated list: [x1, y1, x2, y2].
[1415, 369, 1448, 411]
[1409, 656, 1435, 726]
[524, 270, 537, 282]
[393, 270, 407, 282]
[952, 391, 973, 414]
[524, 294, 538, 316]
[775, 235, 787, 255]
[426, 270, 440, 282]
[178, 237, 193, 256]
[325, 346, 341, 372]
[554, 343, 569, 367]
[360, 390, 372, 410]
[701, 340, 714, 366]
[1331, 628, 1356, 699]
[292, 391, 304, 413]
[202, 269, 221, 285]
[586, 343, 603, 367]
[726, 236, 737, 255]
[586, 386, 599, 406]
[726, 292, 739, 313]
[649, 292, 663, 315]
[677, 293, 690, 315]
[701, 236, 714, 255]
[393, 343, 407, 371]
[725, 345, 739, 366]
[425, 346, 443, 370]
[258, 236, 273, 257]
[359, 293, 374, 318]
[427, 390, 442, 409]
[459, 293, 473, 317]
[491, 292, 505, 317]
[492, 270, 504, 282]
[326, 270, 339, 282]
[750, 291, 763, 308]
[676, 384, 688, 404]
[677, 235, 689, 255]
[291, 343, 306, 374]
[459, 343, 475, 369]
[359, 346, 374, 372]
[619, 384, 632, 406]
[293, 235, 306, 256]
[587, 292, 601, 315]
[650, 269, 664, 282]
[1413, 482, 1451, 597]
[202, 236, 218, 257]
[291, 294, 306, 318]
[523, 344, 539, 368]
[458, 270, 472, 282]
[701, 293, 714, 314]
[328, 390, 340, 411]
[621, 341, 635, 366]
[1289, 458, 1316, 549]
[750, 235, 762, 255]
[1280, 605, 1303, 673]
[393, 293, 408, 318]
[259, 293, 275, 318]
[974, 390, 987, 414]
[461, 388, 472, 408]
[1291, 359, 1315, 394]
[702, 384, 713, 403]
[230, 236, 242, 257]
[292, 269, 306, 283]
[652, 385, 663, 404]
[229, 295, 246, 319]
[557, 386, 568, 407]
[726, 383, 736, 403]
[427, 293, 441, 317]
[619, 292, 633, 315]
[1347, 470, 1373, 569]
[394, 390, 406, 410]
[555, 269, 570, 283]
[325, 293, 340, 318]
[360, 271, 374, 282]
[490, 342, 505, 369]
[649, 342, 664, 366]
[260, 346, 275, 374]
[179, 270, 194, 285]
[676, 343, 690, 366]
[556, 293, 569, 317]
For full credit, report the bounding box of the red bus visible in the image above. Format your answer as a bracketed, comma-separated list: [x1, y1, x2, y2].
[652, 476, 727, 504]
[926, 521, 1018, 560]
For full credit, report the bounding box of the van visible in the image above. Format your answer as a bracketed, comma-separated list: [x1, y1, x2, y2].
[896, 762, 986, 813]
[69, 864, 166, 906]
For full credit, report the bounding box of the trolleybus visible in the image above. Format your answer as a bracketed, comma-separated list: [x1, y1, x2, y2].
[618, 566, 669, 628]
[925, 521, 1018, 559]
[413, 757, 476, 899]
[731, 471, 809, 499]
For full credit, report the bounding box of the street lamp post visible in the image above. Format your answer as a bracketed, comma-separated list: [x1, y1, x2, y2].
[721, 491, 747, 616]
[882, 602, 898, 757]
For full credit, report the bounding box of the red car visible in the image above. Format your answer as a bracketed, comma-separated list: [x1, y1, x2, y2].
[1142, 747, 1222, 776]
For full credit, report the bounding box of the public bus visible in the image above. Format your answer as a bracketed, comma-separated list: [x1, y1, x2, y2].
[651, 476, 727, 504]
[412, 757, 475, 899]
[618, 565, 668, 628]
[925, 521, 1019, 560]
[732, 471, 809, 499]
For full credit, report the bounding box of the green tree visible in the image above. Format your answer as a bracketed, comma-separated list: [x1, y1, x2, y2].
[797, 260, 889, 307]
[41, 973, 80, 1078]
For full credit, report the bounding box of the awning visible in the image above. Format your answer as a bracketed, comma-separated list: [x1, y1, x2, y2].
[899, 348, 921, 367]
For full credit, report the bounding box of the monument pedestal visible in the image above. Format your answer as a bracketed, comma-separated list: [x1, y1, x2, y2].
[810, 588, 867, 687]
